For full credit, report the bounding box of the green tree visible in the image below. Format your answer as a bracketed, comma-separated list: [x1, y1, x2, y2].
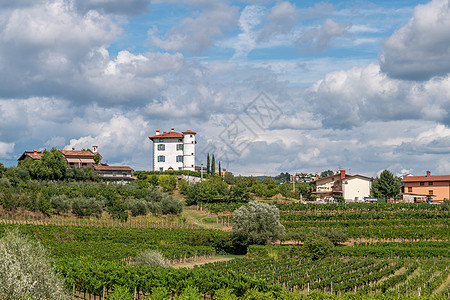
[0, 162, 5, 178]
[30, 148, 67, 180]
[224, 172, 235, 185]
[206, 153, 210, 175]
[211, 154, 215, 175]
[320, 170, 334, 178]
[233, 201, 285, 245]
[304, 233, 334, 260]
[371, 169, 401, 201]
[218, 161, 221, 177]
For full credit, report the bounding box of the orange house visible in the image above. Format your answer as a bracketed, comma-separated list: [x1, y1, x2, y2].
[402, 171, 450, 203]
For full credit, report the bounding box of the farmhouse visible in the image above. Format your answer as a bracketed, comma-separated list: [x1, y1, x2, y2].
[401, 171, 449, 203]
[149, 128, 196, 171]
[312, 169, 373, 202]
[93, 165, 136, 182]
[18, 147, 99, 168]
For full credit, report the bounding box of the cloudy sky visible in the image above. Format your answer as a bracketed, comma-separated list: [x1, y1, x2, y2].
[1, 0, 450, 177]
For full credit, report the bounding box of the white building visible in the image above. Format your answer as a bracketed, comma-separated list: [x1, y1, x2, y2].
[149, 128, 196, 171]
[312, 169, 373, 202]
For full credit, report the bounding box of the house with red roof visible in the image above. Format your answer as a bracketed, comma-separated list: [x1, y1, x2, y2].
[311, 169, 373, 202]
[149, 128, 196, 171]
[19, 147, 98, 168]
[401, 171, 449, 203]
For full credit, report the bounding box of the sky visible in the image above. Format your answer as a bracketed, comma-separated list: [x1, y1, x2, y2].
[1, 0, 450, 177]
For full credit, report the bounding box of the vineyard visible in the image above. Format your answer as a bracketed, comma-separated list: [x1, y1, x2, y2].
[1, 193, 449, 298]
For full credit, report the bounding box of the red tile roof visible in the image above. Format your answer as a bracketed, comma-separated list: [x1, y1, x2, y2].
[402, 174, 450, 182]
[20, 150, 42, 160]
[182, 130, 196, 134]
[149, 131, 184, 139]
[59, 150, 96, 157]
[94, 165, 134, 171]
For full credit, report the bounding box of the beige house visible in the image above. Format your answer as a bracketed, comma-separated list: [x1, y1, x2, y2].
[312, 170, 373, 202]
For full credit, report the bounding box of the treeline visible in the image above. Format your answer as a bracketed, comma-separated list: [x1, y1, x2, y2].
[0, 180, 183, 220]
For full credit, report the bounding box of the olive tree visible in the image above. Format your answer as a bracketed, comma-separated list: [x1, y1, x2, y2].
[232, 201, 285, 245]
[0, 229, 68, 300]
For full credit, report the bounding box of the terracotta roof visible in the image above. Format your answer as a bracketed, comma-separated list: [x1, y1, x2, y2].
[60, 150, 96, 157]
[94, 165, 134, 171]
[402, 174, 450, 182]
[19, 150, 43, 160]
[149, 131, 184, 139]
[182, 130, 196, 134]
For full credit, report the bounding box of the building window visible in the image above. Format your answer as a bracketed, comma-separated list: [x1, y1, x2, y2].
[82, 163, 87, 166]
[157, 144, 165, 151]
[429, 190, 433, 195]
[157, 155, 165, 162]
[420, 182, 424, 186]
[178, 167, 182, 170]
[429, 182, 433, 186]
[176, 155, 183, 162]
[408, 187, 412, 192]
[177, 144, 183, 151]
[190, 135, 193, 137]
[159, 167, 163, 171]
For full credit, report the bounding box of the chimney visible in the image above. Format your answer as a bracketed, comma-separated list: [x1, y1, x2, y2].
[426, 171, 430, 177]
[72, 147, 75, 151]
[163, 131, 167, 134]
[315, 172, 318, 180]
[171, 128, 174, 132]
[156, 130, 160, 135]
[92, 145, 98, 153]
[33, 150, 37, 155]
[340, 169, 346, 179]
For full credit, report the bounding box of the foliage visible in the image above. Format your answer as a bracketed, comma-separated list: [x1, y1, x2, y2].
[65, 167, 99, 181]
[149, 174, 159, 186]
[0, 162, 5, 178]
[371, 170, 401, 200]
[161, 196, 183, 214]
[127, 199, 148, 216]
[185, 177, 229, 205]
[0, 229, 67, 300]
[132, 249, 170, 267]
[274, 172, 291, 184]
[303, 234, 334, 260]
[233, 201, 285, 245]
[72, 196, 104, 217]
[30, 148, 67, 180]
[207, 153, 210, 175]
[107, 285, 133, 300]
[211, 154, 215, 175]
[159, 175, 177, 193]
[50, 194, 71, 214]
[214, 234, 249, 255]
[320, 170, 334, 178]
[178, 286, 202, 300]
[223, 172, 235, 185]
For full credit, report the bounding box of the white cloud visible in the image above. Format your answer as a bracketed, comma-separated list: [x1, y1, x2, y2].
[150, 2, 239, 54]
[296, 18, 353, 53]
[257, 1, 300, 42]
[380, 0, 450, 80]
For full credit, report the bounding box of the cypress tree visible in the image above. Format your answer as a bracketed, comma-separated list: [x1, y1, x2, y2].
[211, 154, 215, 175]
[206, 153, 210, 175]
[219, 161, 221, 177]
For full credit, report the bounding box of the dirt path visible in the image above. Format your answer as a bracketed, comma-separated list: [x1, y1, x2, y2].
[172, 256, 233, 268]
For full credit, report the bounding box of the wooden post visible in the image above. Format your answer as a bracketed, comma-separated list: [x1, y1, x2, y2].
[72, 283, 75, 298]
[102, 286, 106, 300]
[134, 286, 137, 300]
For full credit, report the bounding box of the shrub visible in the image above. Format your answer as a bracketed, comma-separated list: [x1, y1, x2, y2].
[303, 234, 334, 260]
[50, 194, 71, 214]
[148, 201, 163, 215]
[214, 234, 249, 255]
[0, 229, 68, 300]
[161, 196, 183, 215]
[72, 197, 104, 217]
[107, 285, 133, 300]
[132, 249, 170, 267]
[127, 199, 148, 217]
